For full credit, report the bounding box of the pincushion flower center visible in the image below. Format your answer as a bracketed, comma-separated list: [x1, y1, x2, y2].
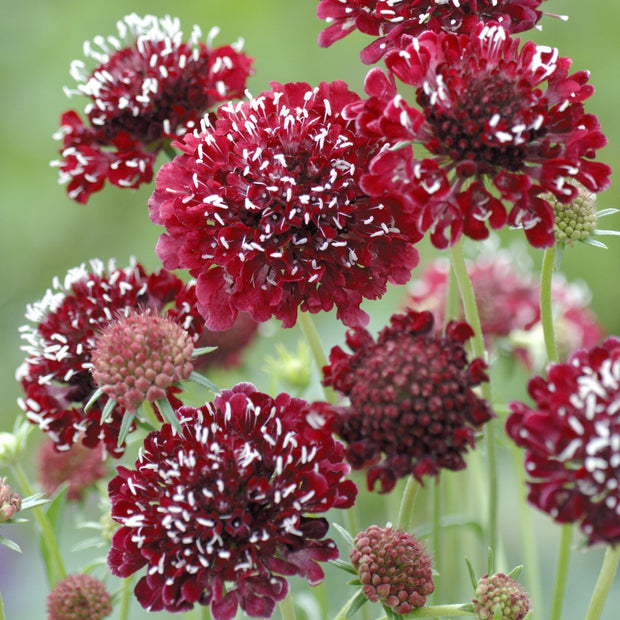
[424, 74, 547, 173]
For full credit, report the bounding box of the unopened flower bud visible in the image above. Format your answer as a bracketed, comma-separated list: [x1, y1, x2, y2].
[350, 525, 434, 614]
[47, 573, 112, 620]
[472, 572, 531, 620]
[549, 182, 598, 245]
[91, 310, 194, 411]
[0, 477, 22, 522]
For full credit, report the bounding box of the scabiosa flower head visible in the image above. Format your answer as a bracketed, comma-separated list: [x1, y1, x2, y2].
[38, 439, 106, 501]
[90, 310, 194, 411]
[507, 337, 620, 545]
[472, 572, 531, 620]
[107, 383, 357, 618]
[347, 22, 611, 249]
[17, 259, 204, 457]
[193, 312, 260, 370]
[53, 14, 253, 203]
[350, 525, 434, 613]
[317, 0, 550, 64]
[149, 80, 420, 330]
[407, 247, 540, 341]
[47, 573, 113, 620]
[312, 309, 493, 492]
[0, 477, 21, 523]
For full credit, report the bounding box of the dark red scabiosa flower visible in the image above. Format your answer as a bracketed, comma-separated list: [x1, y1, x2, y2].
[107, 383, 357, 619]
[310, 309, 493, 493]
[47, 574, 113, 620]
[38, 438, 107, 501]
[507, 337, 620, 545]
[193, 312, 260, 371]
[17, 259, 204, 458]
[407, 249, 540, 341]
[149, 80, 420, 330]
[317, 0, 550, 64]
[52, 14, 254, 203]
[346, 23, 611, 249]
[350, 525, 434, 613]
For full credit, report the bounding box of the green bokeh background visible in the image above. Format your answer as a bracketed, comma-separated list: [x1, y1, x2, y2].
[1, 0, 619, 618]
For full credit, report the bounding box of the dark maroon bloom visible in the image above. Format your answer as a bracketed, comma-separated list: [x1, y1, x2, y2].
[317, 0, 550, 64]
[346, 23, 610, 249]
[107, 383, 357, 619]
[350, 525, 434, 613]
[38, 439, 107, 501]
[507, 337, 620, 545]
[17, 259, 204, 457]
[53, 14, 253, 203]
[149, 80, 420, 330]
[311, 309, 493, 492]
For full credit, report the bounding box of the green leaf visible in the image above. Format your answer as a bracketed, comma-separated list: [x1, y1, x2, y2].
[332, 521, 355, 547]
[344, 590, 368, 619]
[117, 410, 136, 446]
[508, 565, 523, 580]
[415, 514, 484, 540]
[157, 398, 183, 435]
[45, 484, 69, 533]
[595, 208, 619, 218]
[594, 228, 620, 236]
[84, 387, 104, 412]
[189, 370, 220, 394]
[99, 396, 117, 424]
[0, 534, 22, 553]
[191, 346, 218, 357]
[487, 547, 495, 576]
[581, 237, 608, 248]
[329, 558, 358, 575]
[493, 605, 504, 620]
[20, 492, 49, 511]
[464, 557, 478, 591]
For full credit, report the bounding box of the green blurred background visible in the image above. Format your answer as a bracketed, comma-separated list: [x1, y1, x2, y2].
[1, 0, 619, 617]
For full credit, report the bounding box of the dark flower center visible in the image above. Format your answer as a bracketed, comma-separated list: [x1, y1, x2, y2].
[422, 74, 548, 173]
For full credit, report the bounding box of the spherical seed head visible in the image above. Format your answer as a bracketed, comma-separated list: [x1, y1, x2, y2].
[350, 525, 434, 614]
[47, 573, 113, 620]
[0, 477, 21, 522]
[91, 311, 194, 411]
[472, 573, 531, 620]
[549, 182, 598, 245]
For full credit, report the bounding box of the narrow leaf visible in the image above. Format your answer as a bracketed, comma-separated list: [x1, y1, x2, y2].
[464, 557, 478, 591]
[344, 590, 368, 619]
[99, 396, 117, 424]
[0, 535, 22, 553]
[84, 387, 104, 412]
[329, 558, 358, 575]
[508, 565, 523, 580]
[157, 398, 183, 435]
[189, 371, 220, 393]
[191, 346, 218, 357]
[487, 547, 494, 575]
[117, 410, 136, 447]
[332, 521, 355, 547]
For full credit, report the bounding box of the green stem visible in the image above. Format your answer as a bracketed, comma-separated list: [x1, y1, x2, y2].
[585, 545, 620, 620]
[449, 240, 496, 553]
[397, 477, 421, 530]
[549, 524, 573, 620]
[431, 480, 442, 606]
[201, 603, 212, 620]
[297, 311, 337, 404]
[118, 575, 132, 620]
[0, 589, 5, 620]
[509, 443, 543, 613]
[540, 246, 558, 362]
[278, 592, 296, 620]
[11, 463, 66, 585]
[445, 260, 462, 324]
[377, 603, 475, 617]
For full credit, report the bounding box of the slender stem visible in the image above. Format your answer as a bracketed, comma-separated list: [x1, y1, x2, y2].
[118, 575, 132, 620]
[540, 246, 558, 363]
[431, 480, 442, 605]
[445, 260, 462, 324]
[278, 592, 296, 620]
[397, 476, 421, 530]
[201, 603, 212, 620]
[0, 590, 5, 620]
[11, 463, 66, 585]
[297, 311, 337, 404]
[449, 240, 496, 553]
[585, 545, 620, 620]
[549, 524, 573, 620]
[376, 603, 475, 617]
[509, 443, 543, 613]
